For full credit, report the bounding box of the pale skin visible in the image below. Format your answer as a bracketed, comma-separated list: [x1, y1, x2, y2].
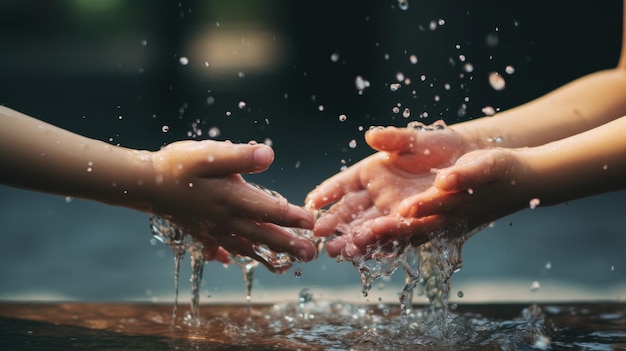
[0, 106, 317, 271]
[306, 2, 626, 259]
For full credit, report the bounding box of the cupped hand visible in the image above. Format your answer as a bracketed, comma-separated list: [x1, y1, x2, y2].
[305, 122, 472, 259]
[397, 147, 536, 235]
[146, 140, 317, 271]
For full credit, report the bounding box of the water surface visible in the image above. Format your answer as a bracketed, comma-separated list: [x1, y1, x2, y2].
[1, 301, 624, 350]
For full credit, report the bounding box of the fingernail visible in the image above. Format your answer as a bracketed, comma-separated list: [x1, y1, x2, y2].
[253, 146, 274, 169]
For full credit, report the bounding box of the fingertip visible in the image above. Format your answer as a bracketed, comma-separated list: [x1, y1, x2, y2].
[297, 242, 317, 262]
[364, 126, 398, 150]
[399, 199, 419, 217]
[435, 171, 459, 192]
[253, 145, 274, 171]
[324, 237, 346, 258]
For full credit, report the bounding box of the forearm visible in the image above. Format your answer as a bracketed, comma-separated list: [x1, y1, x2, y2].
[520, 115, 626, 207]
[0, 106, 154, 211]
[452, 68, 626, 149]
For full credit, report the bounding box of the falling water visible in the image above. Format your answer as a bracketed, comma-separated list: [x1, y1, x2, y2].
[184, 241, 205, 326]
[149, 215, 190, 328]
[230, 255, 259, 316]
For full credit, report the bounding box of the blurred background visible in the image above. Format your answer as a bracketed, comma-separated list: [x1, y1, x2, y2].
[0, 0, 624, 304]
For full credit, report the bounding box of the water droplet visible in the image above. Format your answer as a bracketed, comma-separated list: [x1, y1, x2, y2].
[505, 65, 515, 74]
[482, 106, 496, 116]
[339, 114, 347, 122]
[463, 63, 474, 72]
[397, 0, 409, 10]
[294, 268, 302, 278]
[209, 127, 220, 138]
[396, 72, 405, 82]
[299, 288, 313, 304]
[457, 290, 464, 298]
[318, 105, 324, 111]
[355, 75, 371, 94]
[390, 83, 401, 91]
[330, 52, 340, 62]
[402, 108, 411, 118]
[529, 281, 541, 292]
[489, 72, 506, 91]
[161, 125, 169, 133]
[409, 54, 418, 64]
[238, 101, 247, 109]
[529, 198, 540, 209]
[486, 33, 499, 47]
[179, 56, 189, 65]
[348, 139, 357, 148]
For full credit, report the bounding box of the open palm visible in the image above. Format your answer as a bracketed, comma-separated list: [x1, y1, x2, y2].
[306, 122, 472, 258]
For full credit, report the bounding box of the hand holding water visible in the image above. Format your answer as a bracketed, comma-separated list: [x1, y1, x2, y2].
[148, 140, 317, 269]
[306, 121, 475, 259]
[396, 148, 533, 235]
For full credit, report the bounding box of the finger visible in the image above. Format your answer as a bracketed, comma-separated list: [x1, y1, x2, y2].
[365, 126, 419, 153]
[214, 247, 232, 264]
[193, 141, 275, 177]
[312, 190, 372, 237]
[324, 236, 348, 258]
[225, 181, 315, 230]
[354, 214, 449, 249]
[212, 233, 284, 272]
[228, 219, 318, 262]
[435, 150, 511, 192]
[397, 186, 442, 217]
[305, 165, 363, 209]
[203, 245, 233, 264]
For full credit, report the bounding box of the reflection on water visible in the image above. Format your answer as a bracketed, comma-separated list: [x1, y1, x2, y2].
[1, 301, 625, 350]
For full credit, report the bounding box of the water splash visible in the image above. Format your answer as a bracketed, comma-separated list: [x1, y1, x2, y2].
[149, 215, 191, 328]
[184, 241, 205, 327]
[341, 216, 479, 332]
[230, 255, 259, 316]
[148, 184, 321, 327]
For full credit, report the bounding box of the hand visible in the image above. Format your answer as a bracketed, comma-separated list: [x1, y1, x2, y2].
[146, 140, 317, 271]
[397, 147, 535, 234]
[305, 121, 473, 259]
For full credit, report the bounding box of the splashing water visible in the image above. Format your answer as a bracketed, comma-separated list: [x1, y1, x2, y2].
[230, 255, 259, 316]
[339, 212, 485, 335]
[184, 241, 205, 327]
[149, 216, 192, 328]
[148, 183, 322, 328]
